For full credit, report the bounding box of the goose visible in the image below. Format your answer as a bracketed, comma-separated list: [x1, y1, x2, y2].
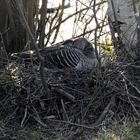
[39, 37, 97, 70]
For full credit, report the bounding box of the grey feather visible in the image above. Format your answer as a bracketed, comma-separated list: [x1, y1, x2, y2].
[40, 38, 97, 70]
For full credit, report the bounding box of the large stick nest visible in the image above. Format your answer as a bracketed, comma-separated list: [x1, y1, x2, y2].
[0, 55, 140, 134]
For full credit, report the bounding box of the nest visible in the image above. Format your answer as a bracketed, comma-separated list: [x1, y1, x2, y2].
[0, 56, 140, 138]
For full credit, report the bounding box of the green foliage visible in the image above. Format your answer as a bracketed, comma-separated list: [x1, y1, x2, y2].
[96, 128, 120, 140]
[124, 123, 140, 140]
[94, 123, 140, 140]
[99, 35, 114, 55]
[17, 128, 41, 140]
[0, 121, 140, 140]
[92, 74, 97, 81]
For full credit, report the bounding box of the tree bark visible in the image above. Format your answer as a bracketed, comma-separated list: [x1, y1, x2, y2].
[107, 0, 140, 60]
[0, 0, 39, 54]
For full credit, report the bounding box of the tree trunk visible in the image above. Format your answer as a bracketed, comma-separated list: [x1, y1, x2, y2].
[107, 0, 140, 89]
[0, 0, 38, 54]
[107, 0, 140, 60]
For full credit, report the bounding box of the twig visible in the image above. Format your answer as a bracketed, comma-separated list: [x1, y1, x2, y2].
[52, 87, 75, 102]
[121, 71, 140, 95]
[21, 106, 28, 127]
[93, 95, 116, 126]
[31, 106, 48, 127]
[121, 72, 140, 118]
[14, 0, 48, 93]
[61, 99, 69, 121]
[48, 119, 102, 129]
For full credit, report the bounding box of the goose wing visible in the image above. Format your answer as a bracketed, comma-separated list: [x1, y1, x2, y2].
[42, 47, 82, 69]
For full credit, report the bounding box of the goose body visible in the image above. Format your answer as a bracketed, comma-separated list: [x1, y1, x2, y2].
[40, 38, 97, 70]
